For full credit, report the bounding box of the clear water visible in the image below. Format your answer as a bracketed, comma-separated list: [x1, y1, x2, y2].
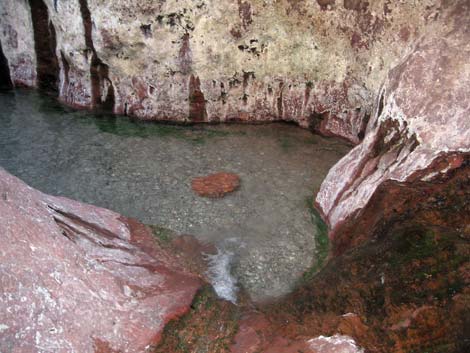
[0, 90, 351, 302]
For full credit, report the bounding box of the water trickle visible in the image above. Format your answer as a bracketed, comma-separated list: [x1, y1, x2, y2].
[205, 246, 238, 303]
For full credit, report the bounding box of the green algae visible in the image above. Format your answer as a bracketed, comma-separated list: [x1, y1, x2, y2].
[302, 196, 329, 282]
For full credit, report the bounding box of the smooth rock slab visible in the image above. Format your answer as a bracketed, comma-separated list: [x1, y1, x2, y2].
[191, 172, 240, 198]
[0, 168, 201, 353]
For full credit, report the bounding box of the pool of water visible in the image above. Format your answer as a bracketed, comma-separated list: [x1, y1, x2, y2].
[0, 90, 351, 302]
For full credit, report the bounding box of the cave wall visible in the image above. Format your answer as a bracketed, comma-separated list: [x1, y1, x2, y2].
[0, 0, 36, 87]
[1, 0, 468, 255]
[316, 0, 470, 253]
[28, 0, 60, 92]
[0, 0, 448, 143]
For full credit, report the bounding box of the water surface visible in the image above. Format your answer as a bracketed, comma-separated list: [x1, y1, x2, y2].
[0, 90, 351, 302]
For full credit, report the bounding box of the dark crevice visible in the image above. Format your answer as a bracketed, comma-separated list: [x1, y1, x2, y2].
[277, 82, 284, 118]
[308, 110, 330, 132]
[96, 63, 115, 111]
[28, 0, 60, 93]
[377, 91, 385, 118]
[188, 75, 207, 122]
[78, 0, 115, 111]
[0, 41, 13, 89]
[47, 205, 121, 241]
[52, 214, 132, 252]
[357, 109, 370, 140]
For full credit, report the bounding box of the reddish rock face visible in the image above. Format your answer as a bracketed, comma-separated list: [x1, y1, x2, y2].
[316, 2, 470, 253]
[191, 172, 240, 198]
[0, 168, 201, 353]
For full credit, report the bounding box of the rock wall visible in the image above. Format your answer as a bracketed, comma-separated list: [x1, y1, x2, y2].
[0, 0, 36, 87]
[0, 0, 449, 143]
[1, 0, 468, 253]
[316, 0, 470, 253]
[0, 168, 201, 353]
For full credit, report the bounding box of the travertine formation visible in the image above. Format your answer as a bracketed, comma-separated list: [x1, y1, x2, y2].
[0, 168, 201, 353]
[0, 0, 453, 143]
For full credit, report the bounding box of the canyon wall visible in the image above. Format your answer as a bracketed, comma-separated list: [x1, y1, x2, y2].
[0, 0, 448, 143]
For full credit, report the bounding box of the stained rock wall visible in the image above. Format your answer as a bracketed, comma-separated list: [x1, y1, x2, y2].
[0, 0, 449, 143]
[316, 0, 470, 253]
[0, 168, 201, 353]
[0, 0, 36, 87]
[1, 0, 468, 254]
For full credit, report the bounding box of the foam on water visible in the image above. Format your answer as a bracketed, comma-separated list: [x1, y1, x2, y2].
[204, 240, 240, 303]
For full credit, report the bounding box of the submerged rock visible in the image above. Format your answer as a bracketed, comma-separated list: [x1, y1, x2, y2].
[191, 172, 240, 198]
[0, 168, 201, 352]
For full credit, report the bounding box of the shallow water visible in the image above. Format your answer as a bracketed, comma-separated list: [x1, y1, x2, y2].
[0, 90, 351, 302]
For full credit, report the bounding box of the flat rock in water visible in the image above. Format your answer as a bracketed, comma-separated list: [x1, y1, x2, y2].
[191, 172, 240, 198]
[0, 168, 201, 353]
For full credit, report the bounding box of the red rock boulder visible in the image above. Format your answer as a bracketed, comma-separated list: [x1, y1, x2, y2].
[0, 168, 201, 353]
[191, 172, 240, 198]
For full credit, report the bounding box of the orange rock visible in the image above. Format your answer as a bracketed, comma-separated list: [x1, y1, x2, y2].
[191, 172, 240, 198]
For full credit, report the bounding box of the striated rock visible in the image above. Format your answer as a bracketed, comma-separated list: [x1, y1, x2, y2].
[0, 168, 201, 353]
[0, 0, 459, 143]
[316, 1, 470, 252]
[191, 172, 240, 198]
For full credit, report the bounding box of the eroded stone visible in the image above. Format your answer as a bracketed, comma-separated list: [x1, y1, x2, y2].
[191, 172, 241, 198]
[0, 168, 201, 353]
[316, 1, 470, 253]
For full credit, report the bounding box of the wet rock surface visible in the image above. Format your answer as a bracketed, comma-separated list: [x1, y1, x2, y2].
[0, 90, 350, 302]
[0, 168, 201, 353]
[156, 165, 469, 352]
[212, 164, 467, 353]
[316, 0, 470, 253]
[191, 172, 240, 198]
[0, 1, 468, 352]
